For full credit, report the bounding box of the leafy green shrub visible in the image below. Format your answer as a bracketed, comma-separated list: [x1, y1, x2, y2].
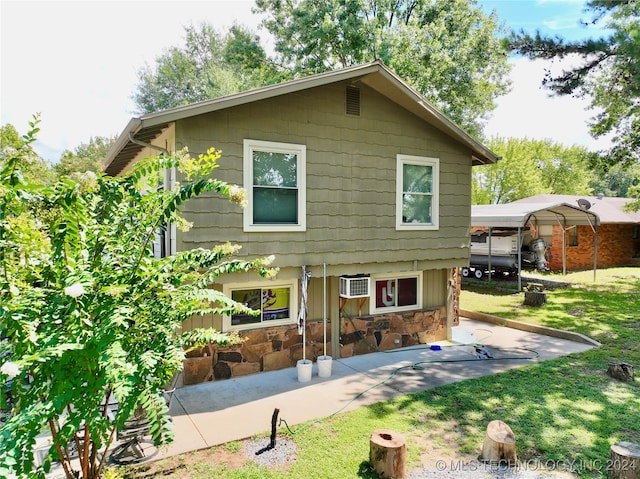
[0, 117, 274, 479]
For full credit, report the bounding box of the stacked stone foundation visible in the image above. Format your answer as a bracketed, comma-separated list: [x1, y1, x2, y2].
[182, 306, 448, 385]
[339, 307, 448, 358]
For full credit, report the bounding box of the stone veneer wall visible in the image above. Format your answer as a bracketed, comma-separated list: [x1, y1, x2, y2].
[182, 306, 449, 385]
[339, 307, 449, 358]
[182, 321, 330, 386]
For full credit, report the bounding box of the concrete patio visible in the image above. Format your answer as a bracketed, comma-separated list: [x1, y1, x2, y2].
[29, 316, 597, 477]
[156, 317, 597, 460]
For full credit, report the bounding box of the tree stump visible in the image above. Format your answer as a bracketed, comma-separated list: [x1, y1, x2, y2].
[607, 362, 635, 382]
[523, 283, 547, 306]
[369, 429, 406, 479]
[480, 420, 517, 465]
[608, 442, 640, 479]
[523, 291, 547, 306]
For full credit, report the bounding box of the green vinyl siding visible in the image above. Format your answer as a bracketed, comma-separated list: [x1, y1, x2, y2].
[175, 81, 472, 272]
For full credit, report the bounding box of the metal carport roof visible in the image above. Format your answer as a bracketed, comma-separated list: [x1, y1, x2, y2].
[471, 202, 600, 228]
[470, 202, 600, 286]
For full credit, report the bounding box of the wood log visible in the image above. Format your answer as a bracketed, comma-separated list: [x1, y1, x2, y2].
[607, 362, 635, 382]
[369, 429, 406, 479]
[523, 291, 547, 306]
[480, 420, 517, 465]
[608, 442, 640, 479]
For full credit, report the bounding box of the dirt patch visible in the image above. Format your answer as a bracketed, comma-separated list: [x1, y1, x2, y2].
[125, 433, 577, 479]
[124, 437, 297, 478]
[124, 444, 252, 478]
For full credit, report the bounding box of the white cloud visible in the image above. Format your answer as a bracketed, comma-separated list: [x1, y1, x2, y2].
[542, 17, 581, 31]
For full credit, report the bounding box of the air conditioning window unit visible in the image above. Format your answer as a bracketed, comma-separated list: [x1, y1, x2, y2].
[339, 276, 370, 298]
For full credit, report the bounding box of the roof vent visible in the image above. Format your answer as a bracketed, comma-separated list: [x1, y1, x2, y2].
[345, 85, 361, 116]
[577, 198, 592, 210]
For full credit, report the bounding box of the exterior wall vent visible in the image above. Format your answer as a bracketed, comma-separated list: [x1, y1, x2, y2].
[340, 276, 370, 298]
[345, 85, 361, 116]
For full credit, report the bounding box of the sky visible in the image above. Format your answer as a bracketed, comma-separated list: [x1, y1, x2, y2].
[0, 0, 614, 164]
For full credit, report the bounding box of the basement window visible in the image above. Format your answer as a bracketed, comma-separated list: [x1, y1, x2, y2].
[223, 279, 298, 331]
[370, 272, 422, 314]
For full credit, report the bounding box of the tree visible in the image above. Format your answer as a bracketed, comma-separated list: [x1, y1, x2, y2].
[53, 136, 116, 177]
[0, 121, 54, 185]
[0, 118, 275, 479]
[589, 161, 640, 198]
[508, 0, 640, 167]
[472, 137, 595, 204]
[133, 23, 287, 113]
[253, 0, 512, 136]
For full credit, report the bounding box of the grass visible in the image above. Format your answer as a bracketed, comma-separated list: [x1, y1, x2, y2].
[123, 267, 640, 479]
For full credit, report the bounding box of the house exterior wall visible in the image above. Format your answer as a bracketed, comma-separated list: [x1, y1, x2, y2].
[547, 224, 639, 271]
[174, 81, 473, 271]
[174, 81, 474, 384]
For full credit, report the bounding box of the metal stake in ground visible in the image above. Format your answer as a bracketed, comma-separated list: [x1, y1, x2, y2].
[270, 408, 279, 449]
[255, 408, 280, 455]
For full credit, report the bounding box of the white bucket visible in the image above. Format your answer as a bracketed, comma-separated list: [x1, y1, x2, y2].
[317, 355, 333, 378]
[297, 359, 313, 382]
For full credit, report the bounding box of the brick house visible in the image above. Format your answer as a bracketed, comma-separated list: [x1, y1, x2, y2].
[513, 194, 640, 271]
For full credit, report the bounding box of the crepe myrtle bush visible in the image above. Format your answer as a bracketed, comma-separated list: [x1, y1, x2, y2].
[0, 116, 275, 479]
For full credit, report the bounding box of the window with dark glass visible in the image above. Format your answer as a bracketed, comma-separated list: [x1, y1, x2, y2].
[231, 287, 291, 326]
[569, 227, 578, 247]
[374, 276, 419, 310]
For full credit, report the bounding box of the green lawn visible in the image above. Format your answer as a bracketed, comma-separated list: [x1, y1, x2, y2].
[125, 267, 640, 479]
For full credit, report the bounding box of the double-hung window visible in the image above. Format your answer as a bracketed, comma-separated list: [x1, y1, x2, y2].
[223, 280, 298, 331]
[370, 272, 422, 314]
[243, 139, 306, 232]
[396, 155, 439, 230]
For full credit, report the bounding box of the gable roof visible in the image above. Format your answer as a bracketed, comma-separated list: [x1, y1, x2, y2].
[472, 202, 600, 228]
[512, 194, 640, 224]
[103, 60, 498, 176]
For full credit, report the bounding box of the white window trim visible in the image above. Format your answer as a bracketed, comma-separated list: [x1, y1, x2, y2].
[222, 279, 298, 332]
[243, 139, 306, 232]
[396, 155, 439, 230]
[370, 271, 423, 315]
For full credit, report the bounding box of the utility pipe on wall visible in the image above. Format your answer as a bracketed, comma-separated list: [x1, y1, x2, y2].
[323, 263, 327, 358]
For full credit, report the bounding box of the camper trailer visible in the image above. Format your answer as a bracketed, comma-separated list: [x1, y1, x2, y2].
[462, 229, 548, 279]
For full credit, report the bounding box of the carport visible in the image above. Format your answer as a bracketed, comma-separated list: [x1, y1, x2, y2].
[471, 202, 600, 289]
